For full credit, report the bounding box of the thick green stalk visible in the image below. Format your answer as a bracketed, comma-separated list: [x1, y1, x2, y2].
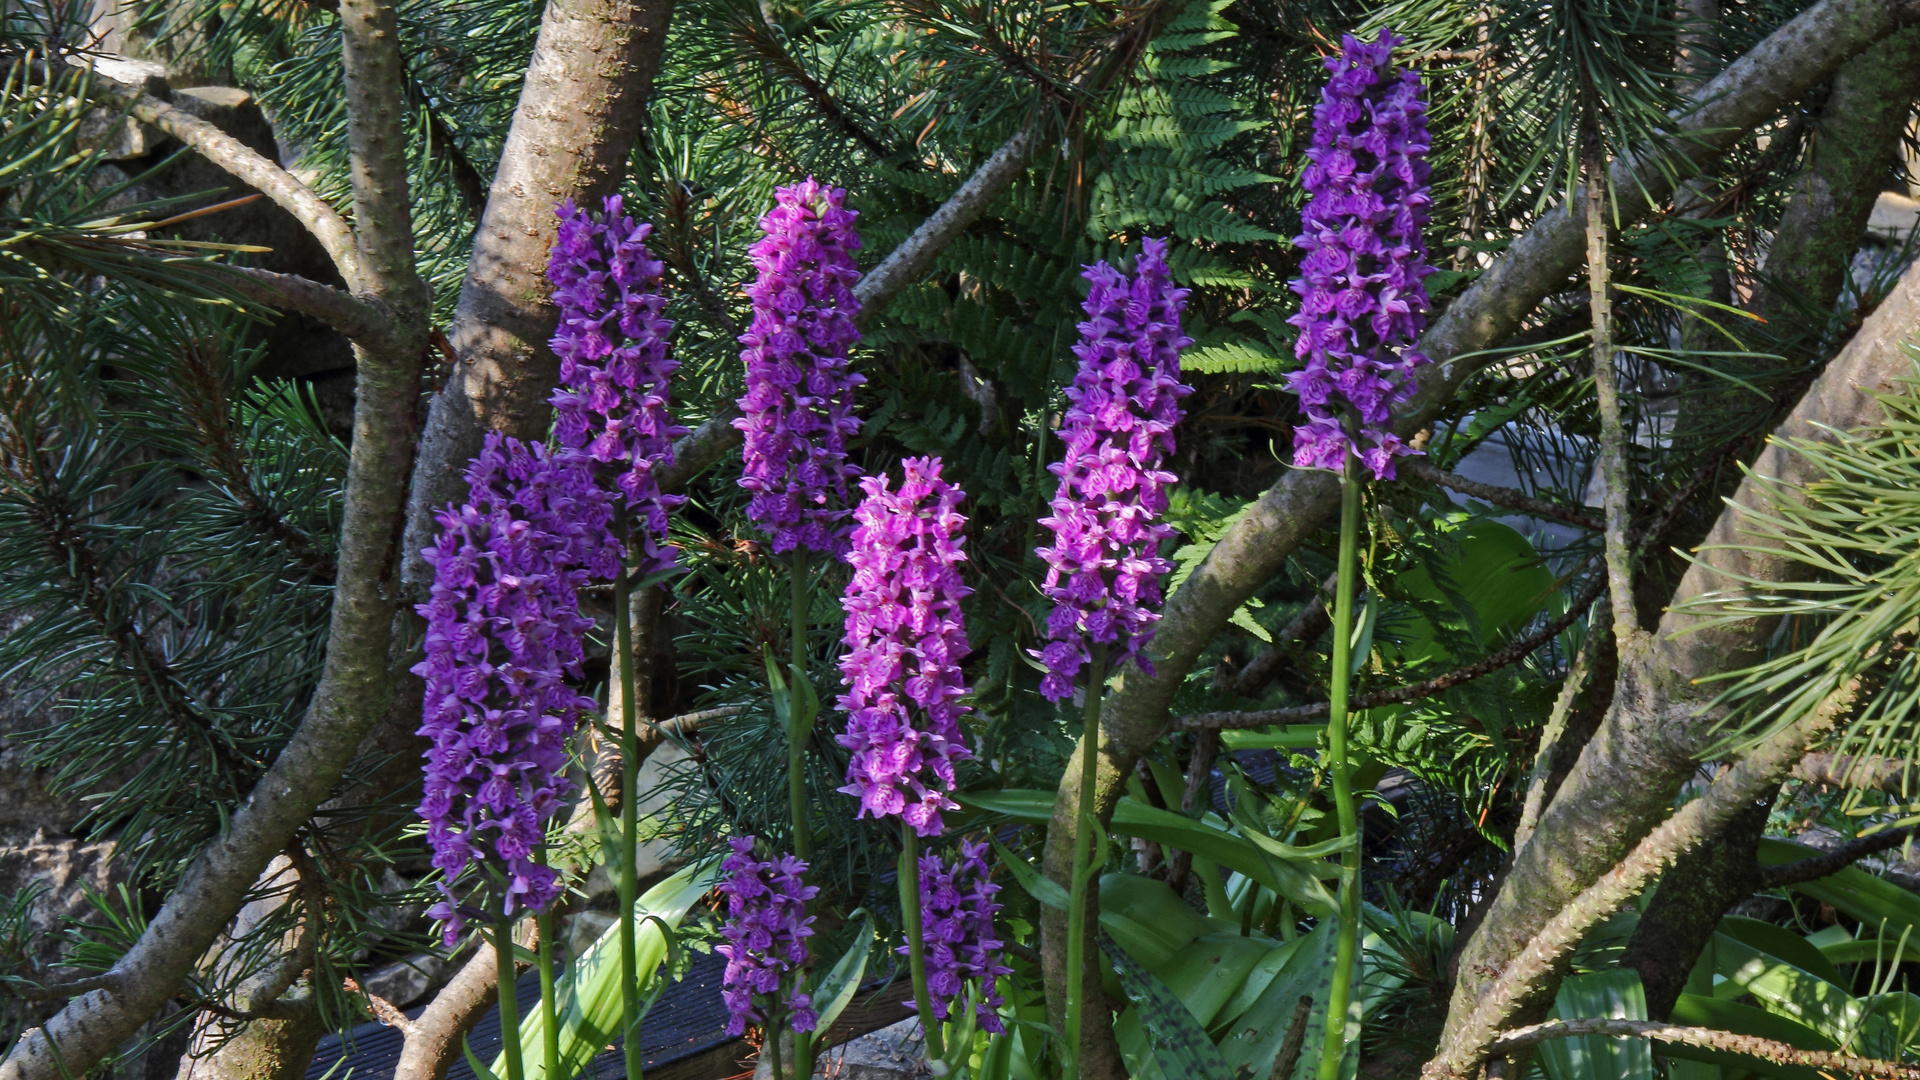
[1316, 462, 1363, 1080]
[789, 548, 813, 1075]
[900, 825, 946, 1060]
[1064, 644, 1109, 1072]
[536, 851, 561, 1080]
[615, 547, 643, 1080]
[494, 920, 526, 1080]
[790, 548, 811, 861]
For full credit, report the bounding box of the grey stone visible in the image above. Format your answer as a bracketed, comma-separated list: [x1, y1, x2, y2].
[807, 1019, 931, 1080]
[360, 953, 453, 1011]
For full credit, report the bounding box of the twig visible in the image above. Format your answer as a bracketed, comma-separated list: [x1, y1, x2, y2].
[1792, 753, 1910, 793]
[1176, 570, 1606, 732]
[1584, 136, 1638, 644]
[343, 977, 417, 1037]
[1760, 828, 1916, 888]
[2, 974, 119, 1001]
[1270, 996, 1315, 1080]
[73, 63, 366, 289]
[1488, 1018, 1920, 1080]
[1401, 460, 1603, 532]
[1215, 574, 1337, 699]
[721, 9, 900, 161]
[1163, 730, 1219, 894]
[1513, 616, 1604, 852]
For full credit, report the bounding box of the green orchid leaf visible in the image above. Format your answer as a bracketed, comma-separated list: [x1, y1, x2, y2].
[810, 913, 873, 1034]
[1100, 929, 1236, 1080]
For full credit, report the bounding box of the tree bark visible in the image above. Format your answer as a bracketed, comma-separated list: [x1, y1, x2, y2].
[1035, 4, 1920, 1076]
[1752, 27, 1920, 334]
[400, 0, 679, 591]
[1441, 196, 1920, 1050]
[1618, 796, 1773, 1019]
[173, 1012, 327, 1080]
[0, 0, 432, 1073]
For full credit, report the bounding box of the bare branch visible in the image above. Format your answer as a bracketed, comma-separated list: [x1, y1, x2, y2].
[1792, 753, 1910, 792]
[1584, 142, 1639, 644]
[1400, 460, 1603, 532]
[1176, 569, 1606, 732]
[2, 975, 119, 1002]
[1512, 620, 1604, 852]
[1214, 574, 1336, 698]
[81, 67, 365, 290]
[221, 266, 402, 353]
[343, 977, 417, 1037]
[1161, 729, 1219, 895]
[1489, 1018, 1920, 1080]
[1423, 674, 1862, 1080]
[1760, 828, 1915, 888]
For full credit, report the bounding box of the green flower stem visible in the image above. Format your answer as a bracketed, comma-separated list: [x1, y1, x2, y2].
[535, 851, 560, 1080]
[789, 547, 814, 1075]
[1316, 458, 1363, 1080]
[615, 543, 643, 1080]
[1064, 643, 1108, 1073]
[900, 824, 945, 1061]
[767, 1023, 785, 1080]
[790, 547, 811, 862]
[494, 919, 525, 1080]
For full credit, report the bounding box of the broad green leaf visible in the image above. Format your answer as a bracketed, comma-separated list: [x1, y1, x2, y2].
[1717, 916, 1847, 987]
[1154, 932, 1279, 1029]
[990, 835, 1070, 912]
[1215, 922, 1335, 1079]
[1099, 873, 1220, 962]
[1816, 938, 1920, 966]
[810, 915, 873, 1034]
[959, 791, 1340, 913]
[1862, 992, 1920, 1058]
[1708, 931, 1882, 1049]
[1101, 930, 1237, 1080]
[762, 645, 819, 745]
[502, 862, 717, 1080]
[1537, 969, 1653, 1080]
[463, 1035, 504, 1080]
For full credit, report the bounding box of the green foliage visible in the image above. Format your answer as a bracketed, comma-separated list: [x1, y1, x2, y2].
[1681, 359, 1920, 806]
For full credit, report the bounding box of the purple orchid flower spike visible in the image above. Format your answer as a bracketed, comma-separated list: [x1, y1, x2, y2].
[1285, 29, 1436, 480]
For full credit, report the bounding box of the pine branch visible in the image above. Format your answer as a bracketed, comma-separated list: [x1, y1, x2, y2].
[6, 455, 261, 779]
[165, 341, 338, 581]
[1488, 1018, 1920, 1080]
[716, 5, 899, 160]
[407, 71, 490, 223]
